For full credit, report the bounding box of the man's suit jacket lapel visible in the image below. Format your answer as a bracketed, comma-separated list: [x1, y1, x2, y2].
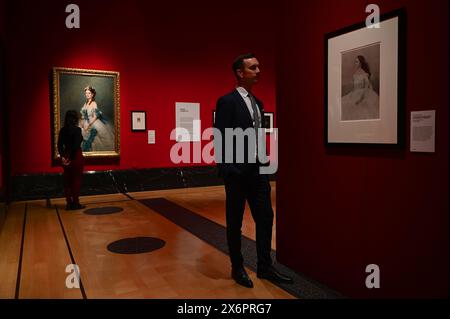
[231, 90, 264, 126]
[232, 90, 252, 124]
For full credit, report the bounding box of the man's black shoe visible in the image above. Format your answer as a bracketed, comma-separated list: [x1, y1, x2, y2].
[72, 203, 86, 210]
[257, 266, 293, 284]
[231, 267, 254, 288]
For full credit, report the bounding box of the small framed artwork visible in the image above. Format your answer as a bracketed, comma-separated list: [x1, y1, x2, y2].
[131, 111, 146, 131]
[52, 67, 120, 159]
[324, 9, 406, 145]
[263, 112, 274, 134]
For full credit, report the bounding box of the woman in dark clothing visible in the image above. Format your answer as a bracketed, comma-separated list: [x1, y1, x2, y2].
[57, 110, 85, 210]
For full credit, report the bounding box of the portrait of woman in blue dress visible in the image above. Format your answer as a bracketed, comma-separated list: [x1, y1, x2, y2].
[80, 86, 115, 152]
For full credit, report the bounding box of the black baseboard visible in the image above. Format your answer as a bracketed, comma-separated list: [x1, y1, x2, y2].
[11, 166, 276, 201]
[0, 202, 6, 232]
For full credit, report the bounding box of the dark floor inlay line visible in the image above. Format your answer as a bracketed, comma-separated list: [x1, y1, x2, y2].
[140, 197, 345, 299]
[15, 203, 27, 299]
[83, 207, 123, 215]
[56, 206, 88, 299]
[107, 237, 166, 254]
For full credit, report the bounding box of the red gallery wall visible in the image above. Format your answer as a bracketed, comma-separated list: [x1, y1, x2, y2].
[1, 0, 6, 192]
[5, 0, 276, 175]
[276, 0, 449, 298]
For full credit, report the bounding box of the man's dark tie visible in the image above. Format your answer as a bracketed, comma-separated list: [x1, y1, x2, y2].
[248, 93, 260, 160]
[248, 93, 260, 129]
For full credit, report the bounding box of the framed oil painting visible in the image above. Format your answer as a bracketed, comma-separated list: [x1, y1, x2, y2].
[324, 9, 405, 146]
[52, 67, 120, 159]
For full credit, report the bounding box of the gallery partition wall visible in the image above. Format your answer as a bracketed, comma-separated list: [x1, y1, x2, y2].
[276, 0, 449, 298]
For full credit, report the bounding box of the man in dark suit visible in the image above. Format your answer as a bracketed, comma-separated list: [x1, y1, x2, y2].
[214, 53, 293, 288]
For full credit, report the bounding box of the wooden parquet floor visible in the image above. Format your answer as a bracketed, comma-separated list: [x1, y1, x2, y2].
[0, 183, 294, 299]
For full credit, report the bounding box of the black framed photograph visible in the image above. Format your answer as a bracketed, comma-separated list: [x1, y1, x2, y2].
[131, 111, 146, 132]
[263, 112, 274, 134]
[52, 67, 120, 159]
[324, 9, 405, 145]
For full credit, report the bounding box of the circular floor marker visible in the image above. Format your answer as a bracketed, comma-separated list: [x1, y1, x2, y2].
[83, 206, 123, 215]
[107, 237, 166, 254]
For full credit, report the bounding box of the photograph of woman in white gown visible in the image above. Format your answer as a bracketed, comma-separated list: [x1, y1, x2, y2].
[80, 86, 115, 152]
[341, 46, 380, 121]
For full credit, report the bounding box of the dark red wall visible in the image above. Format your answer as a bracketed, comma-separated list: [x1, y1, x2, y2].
[277, 0, 449, 298]
[1, 0, 6, 192]
[5, 0, 276, 175]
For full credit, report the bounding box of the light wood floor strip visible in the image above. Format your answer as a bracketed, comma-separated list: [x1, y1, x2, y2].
[0, 203, 26, 298]
[18, 201, 82, 299]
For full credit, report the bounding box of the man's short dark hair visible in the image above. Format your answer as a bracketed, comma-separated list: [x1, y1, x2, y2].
[232, 53, 255, 78]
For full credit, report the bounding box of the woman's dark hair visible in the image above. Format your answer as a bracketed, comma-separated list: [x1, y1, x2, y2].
[232, 53, 256, 79]
[357, 55, 371, 78]
[64, 110, 79, 127]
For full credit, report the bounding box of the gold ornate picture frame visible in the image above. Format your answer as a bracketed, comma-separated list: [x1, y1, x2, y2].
[52, 67, 120, 159]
